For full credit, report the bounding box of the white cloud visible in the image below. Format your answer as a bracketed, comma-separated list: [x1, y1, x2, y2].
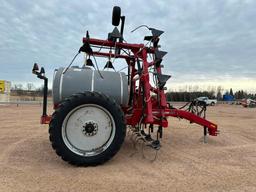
[0, 0, 255, 91]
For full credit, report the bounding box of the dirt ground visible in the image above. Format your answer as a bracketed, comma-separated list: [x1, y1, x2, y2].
[0, 104, 255, 192]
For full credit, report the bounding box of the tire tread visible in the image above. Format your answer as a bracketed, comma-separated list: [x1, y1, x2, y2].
[49, 91, 126, 166]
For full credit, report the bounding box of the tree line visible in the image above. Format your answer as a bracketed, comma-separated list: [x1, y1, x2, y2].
[166, 91, 215, 102]
[11, 83, 52, 97]
[166, 87, 256, 102]
[11, 83, 256, 101]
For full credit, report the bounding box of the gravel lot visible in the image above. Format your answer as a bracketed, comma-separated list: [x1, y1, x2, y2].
[0, 104, 255, 192]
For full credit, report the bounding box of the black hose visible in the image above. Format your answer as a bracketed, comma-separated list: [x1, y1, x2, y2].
[62, 52, 80, 74]
[92, 55, 104, 79]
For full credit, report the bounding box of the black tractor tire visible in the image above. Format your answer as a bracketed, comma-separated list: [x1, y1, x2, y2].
[211, 102, 215, 106]
[112, 6, 121, 26]
[49, 91, 126, 166]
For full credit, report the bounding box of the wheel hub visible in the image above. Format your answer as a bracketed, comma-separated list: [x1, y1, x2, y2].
[62, 104, 116, 156]
[82, 121, 98, 137]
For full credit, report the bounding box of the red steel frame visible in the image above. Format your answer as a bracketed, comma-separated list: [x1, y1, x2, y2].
[41, 37, 218, 137]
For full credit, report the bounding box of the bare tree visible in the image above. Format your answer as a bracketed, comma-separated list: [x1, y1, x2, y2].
[26, 83, 35, 91]
[216, 86, 223, 101]
[14, 84, 23, 90]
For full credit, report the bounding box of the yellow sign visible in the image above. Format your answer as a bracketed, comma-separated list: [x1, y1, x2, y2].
[0, 80, 5, 93]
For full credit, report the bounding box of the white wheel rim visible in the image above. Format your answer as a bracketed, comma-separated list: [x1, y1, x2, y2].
[62, 104, 116, 157]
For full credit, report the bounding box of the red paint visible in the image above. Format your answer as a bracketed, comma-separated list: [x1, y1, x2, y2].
[42, 37, 218, 137]
[41, 115, 52, 124]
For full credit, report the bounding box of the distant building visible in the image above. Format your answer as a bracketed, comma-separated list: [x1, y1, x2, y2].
[223, 94, 234, 101]
[0, 80, 11, 103]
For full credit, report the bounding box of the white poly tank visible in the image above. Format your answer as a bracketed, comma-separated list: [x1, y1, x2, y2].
[52, 67, 128, 106]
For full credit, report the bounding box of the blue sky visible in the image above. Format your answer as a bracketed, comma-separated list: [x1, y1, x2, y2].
[0, 0, 255, 92]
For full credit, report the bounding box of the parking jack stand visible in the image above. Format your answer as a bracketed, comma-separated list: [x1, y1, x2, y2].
[203, 126, 208, 143]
